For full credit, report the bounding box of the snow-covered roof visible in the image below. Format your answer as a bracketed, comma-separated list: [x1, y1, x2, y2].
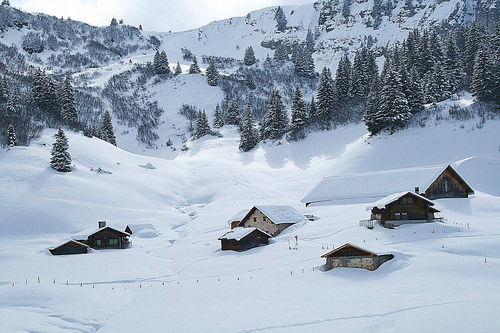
[227, 209, 249, 225]
[49, 239, 90, 250]
[321, 243, 379, 258]
[253, 205, 307, 224]
[366, 191, 435, 211]
[73, 226, 130, 239]
[218, 227, 271, 241]
[302, 164, 459, 205]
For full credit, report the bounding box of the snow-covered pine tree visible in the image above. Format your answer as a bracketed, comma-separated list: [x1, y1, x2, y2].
[470, 43, 497, 102]
[50, 129, 72, 172]
[159, 51, 170, 74]
[378, 64, 412, 133]
[153, 51, 160, 73]
[41, 75, 59, 118]
[371, 0, 383, 28]
[99, 111, 117, 145]
[335, 53, 352, 104]
[306, 29, 315, 52]
[244, 73, 256, 90]
[239, 105, 259, 152]
[174, 62, 182, 75]
[110, 18, 118, 26]
[406, 67, 424, 114]
[60, 75, 78, 128]
[244, 46, 257, 66]
[443, 37, 463, 94]
[287, 87, 308, 141]
[4, 98, 16, 117]
[430, 61, 451, 102]
[0, 75, 8, 103]
[273, 44, 289, 62]
[226, 98, 241, 126]
[295, 48, 316, 78]
[213, 104, 224, 128]
[316, 67, 336, 129]
[6, 124, 16, 147]
[189, 56, 201, 74]
[2, 0, 10, 6]
[206, 63, 219, 86]
[275, 6, 287, 32]
[139, 24, 143, 31]
[363, 74, 382, 135]
[464, 23, 486, 77]
[195, 110, 212, 139]
[342, 0, 352, 19]
[260, 90, 288, 140]
[350, 49, 367, 101]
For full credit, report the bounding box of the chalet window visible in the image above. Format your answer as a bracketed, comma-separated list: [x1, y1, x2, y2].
[401, 197, 413, 204]
[253, 217, 257, 222]
[401, 212, 408, 220]
[394, 213, 401, 220]
[96, 240, 101, 246]
[109, 239, 118, 245]
[263, 217, 267, 222]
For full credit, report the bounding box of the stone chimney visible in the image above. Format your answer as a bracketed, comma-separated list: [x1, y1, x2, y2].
[98, 221, 106, 228]
[415, 187, 420, 194]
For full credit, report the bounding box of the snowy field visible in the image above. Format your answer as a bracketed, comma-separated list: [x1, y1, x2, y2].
[1, 118, 500, 332]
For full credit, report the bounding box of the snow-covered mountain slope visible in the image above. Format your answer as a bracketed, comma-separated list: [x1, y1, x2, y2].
[152, 0, 494, 71]
[1, 112, 499, 331]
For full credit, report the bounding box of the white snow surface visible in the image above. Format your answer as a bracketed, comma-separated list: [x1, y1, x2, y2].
[1, 117, 500, 332]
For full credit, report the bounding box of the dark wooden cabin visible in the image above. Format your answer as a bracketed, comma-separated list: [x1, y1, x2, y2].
[321, 243, 394, 271]
[370, 192, 440, 228]
[87, 226, 130, 249]
[49, 240, 89, 255]
[424, 165, 474, 199]
[219, 227, 271, 252]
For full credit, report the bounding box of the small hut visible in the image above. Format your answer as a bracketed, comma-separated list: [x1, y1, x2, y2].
[49, 240, 89, 255]
[86, 222, 130, 249]
[321, 243, 394, 271]
[368, 191, 440, 228]
[218, 227, 271, 251]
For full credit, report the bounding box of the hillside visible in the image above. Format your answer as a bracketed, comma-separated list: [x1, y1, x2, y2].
[1, 109, 499, 331]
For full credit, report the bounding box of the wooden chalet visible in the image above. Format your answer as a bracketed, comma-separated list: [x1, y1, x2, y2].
[86, 222, 131, 249]
[367, 191, 440, 228]
[227, 205, 307, 237]
[218, 227, 271, 251]
[321, 243, 394, 271]
[49, 240, 90, 256]
[302, 164, 474, 206]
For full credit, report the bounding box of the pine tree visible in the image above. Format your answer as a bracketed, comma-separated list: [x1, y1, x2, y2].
[287, 87, 308, 141]
[110, 18, 118, 26]
[371, 0, 383, 28]
[350, 49, 367, 100]
[342, 0, 352, 18]
[335, 53, 352, 104]
[406, 67, 424, 114]
[195, 110, 212, 138]
[464, 23, 486, 76]
[363, 74, 382, 135]
[99, 111, 117, 145]
[306, 29, 315, 52]
[244, 46, 257, 66]
[470, 43, 496, 102]
[174, 62, 182, 75]
[50, 129, 72, 172]
[189, 56, 201, 74]
[275, 6, 287, 32]
[139, 24, 143, 31]
[6, 124, 16, 147]
[0, 76, 8, 103]
[260, 90, 288, 140]
[316, 67, 336, 129]
[244, 73, 256, 90]
[226, 98, 241, 126]
[443, 37, 463, 94]
[4, 98, 16, 117]
[206, 63, 220, 86]
[294, 48, 316, 78]
[154, 51, 170, 75]
[274, 43, 289, 61]
[2, 1, 11, 6]
[213, 104, 224, 128]
[60, 75, 78, 127]
[378, 64, 412, 132]
[239, 105, 259, 151]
